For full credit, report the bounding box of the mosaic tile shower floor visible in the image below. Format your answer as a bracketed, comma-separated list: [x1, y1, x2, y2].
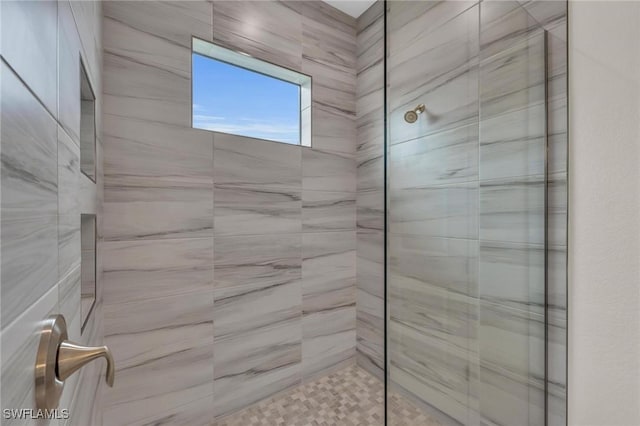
[215, 365, 441, 426]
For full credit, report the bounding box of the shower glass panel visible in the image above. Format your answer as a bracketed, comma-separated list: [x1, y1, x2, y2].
[386, 1, 549, 425]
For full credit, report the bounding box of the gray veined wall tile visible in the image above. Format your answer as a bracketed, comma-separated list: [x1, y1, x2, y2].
[126, 396, 213, 426]
[479, 241, 545, 315]
[547, 244, 567, 314]
[213, 277, 302, 416]
[214, 132, 302, 191]
[294, 0, 356, 39]
[479, 0, 541, 61]
[212, 1, 303, 72]
[546, 307, 567, 426]
[302, 148, 356, 192]
[390, 123, 479, 188]
[214, 233, 301, 290]
[389, 235, 478, 297]
[302, 10, 356, 70]
[214, 280, 301, 342]
[66, 302, 104, 426]
[356, 190, 383, 232]
[389, 183, 479, 239]
[548, 171, 567, 248]
[79, 172, 97, 216]
[103, 114, 214, 186]
[103, 1, 212, 49]
[388, 4, 479, 145]
[304, 67, 355, 122]
[478, 301, 545, 426]
[388, 319, 476, 425]
[1, 0, 58, 115]
[389, 273, 478, 352]
[58, 126, 81, 280]
[102, 115, 214, 241]
[356, 230, 384, 299]
[213, 317, 302, 419]
[389, 1, 478, 75]
[1, 63, 58, 330]
[479, 103, 546, 181]
[479, 29, 546, 182]
[302, 307, 356, 380]
[59, 265, 82, 343]
[356, 233, 383, 377]
[355, 2, 384, 381]
[479, 30, 546, 120]
[58, 1, 82, 145]
[518, 0, 567, 39]
[298, 0, 358, 121]
[546, 32, 567, 180]
[102, 0, 211, 100]
[356, 96, 384, 146]
[479, 175, 545, 245]
[356, 227, 383, 265]
[103, 291, 214, 426]
[388, 0, 475, 40]
[356, 111, 382, 153]
[389, 67, 480, 147]
[356, 77, 383, 124]
[213, 279, 303, 413]
[214, 185, 301, 236]
[70, 0, 101, 88]
[104, 184, 213, 241]
[310, 103, 357, 155]
[0, 285, 58, 426]
[103, 237, 214, 305]
[103, 49, 191, 128]
[356, 2, 383, 74]
[357, 152, 383, 195]
[548, 104, 567, 176]
[302, 191, 355, 232]
[355, 288, 384, 379]
[302, 231, 356, 316]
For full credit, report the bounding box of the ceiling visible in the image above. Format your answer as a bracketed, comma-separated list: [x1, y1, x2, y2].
[321, 0, 376, 18]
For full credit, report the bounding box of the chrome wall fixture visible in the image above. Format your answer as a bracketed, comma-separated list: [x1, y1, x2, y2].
[35, 315, 114, 410]
[404, 103, 425, 123]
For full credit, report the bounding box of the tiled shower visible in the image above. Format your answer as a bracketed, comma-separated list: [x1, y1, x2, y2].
[0, 0, 567, 425]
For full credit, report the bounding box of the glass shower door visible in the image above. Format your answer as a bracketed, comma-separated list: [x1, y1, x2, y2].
[477, 3, 547, 425]
[386, 1, 549, 425]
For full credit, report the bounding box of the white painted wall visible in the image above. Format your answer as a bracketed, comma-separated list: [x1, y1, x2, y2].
[568, 1, 640, 424]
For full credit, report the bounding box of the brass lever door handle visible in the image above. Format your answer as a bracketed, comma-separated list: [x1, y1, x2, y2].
[35, 315, 115, 410]
[57, 341, 115, 387]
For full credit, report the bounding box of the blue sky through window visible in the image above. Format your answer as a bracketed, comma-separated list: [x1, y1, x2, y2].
[192, 53, 301, 144]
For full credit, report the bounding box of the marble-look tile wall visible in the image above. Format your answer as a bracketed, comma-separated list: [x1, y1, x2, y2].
[386, 1, 567, 425]
[101, 1, 357, 423]
[355, 1, 385, 381]
[0, 1, 104, 425]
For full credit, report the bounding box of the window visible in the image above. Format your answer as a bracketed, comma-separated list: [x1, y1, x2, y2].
[192, 38, 311, 146]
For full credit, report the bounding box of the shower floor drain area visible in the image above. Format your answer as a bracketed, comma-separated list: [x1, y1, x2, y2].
[215, 365, 440, 426]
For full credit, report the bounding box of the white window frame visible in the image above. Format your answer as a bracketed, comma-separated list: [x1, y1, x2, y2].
[192, 37, 312, 147]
